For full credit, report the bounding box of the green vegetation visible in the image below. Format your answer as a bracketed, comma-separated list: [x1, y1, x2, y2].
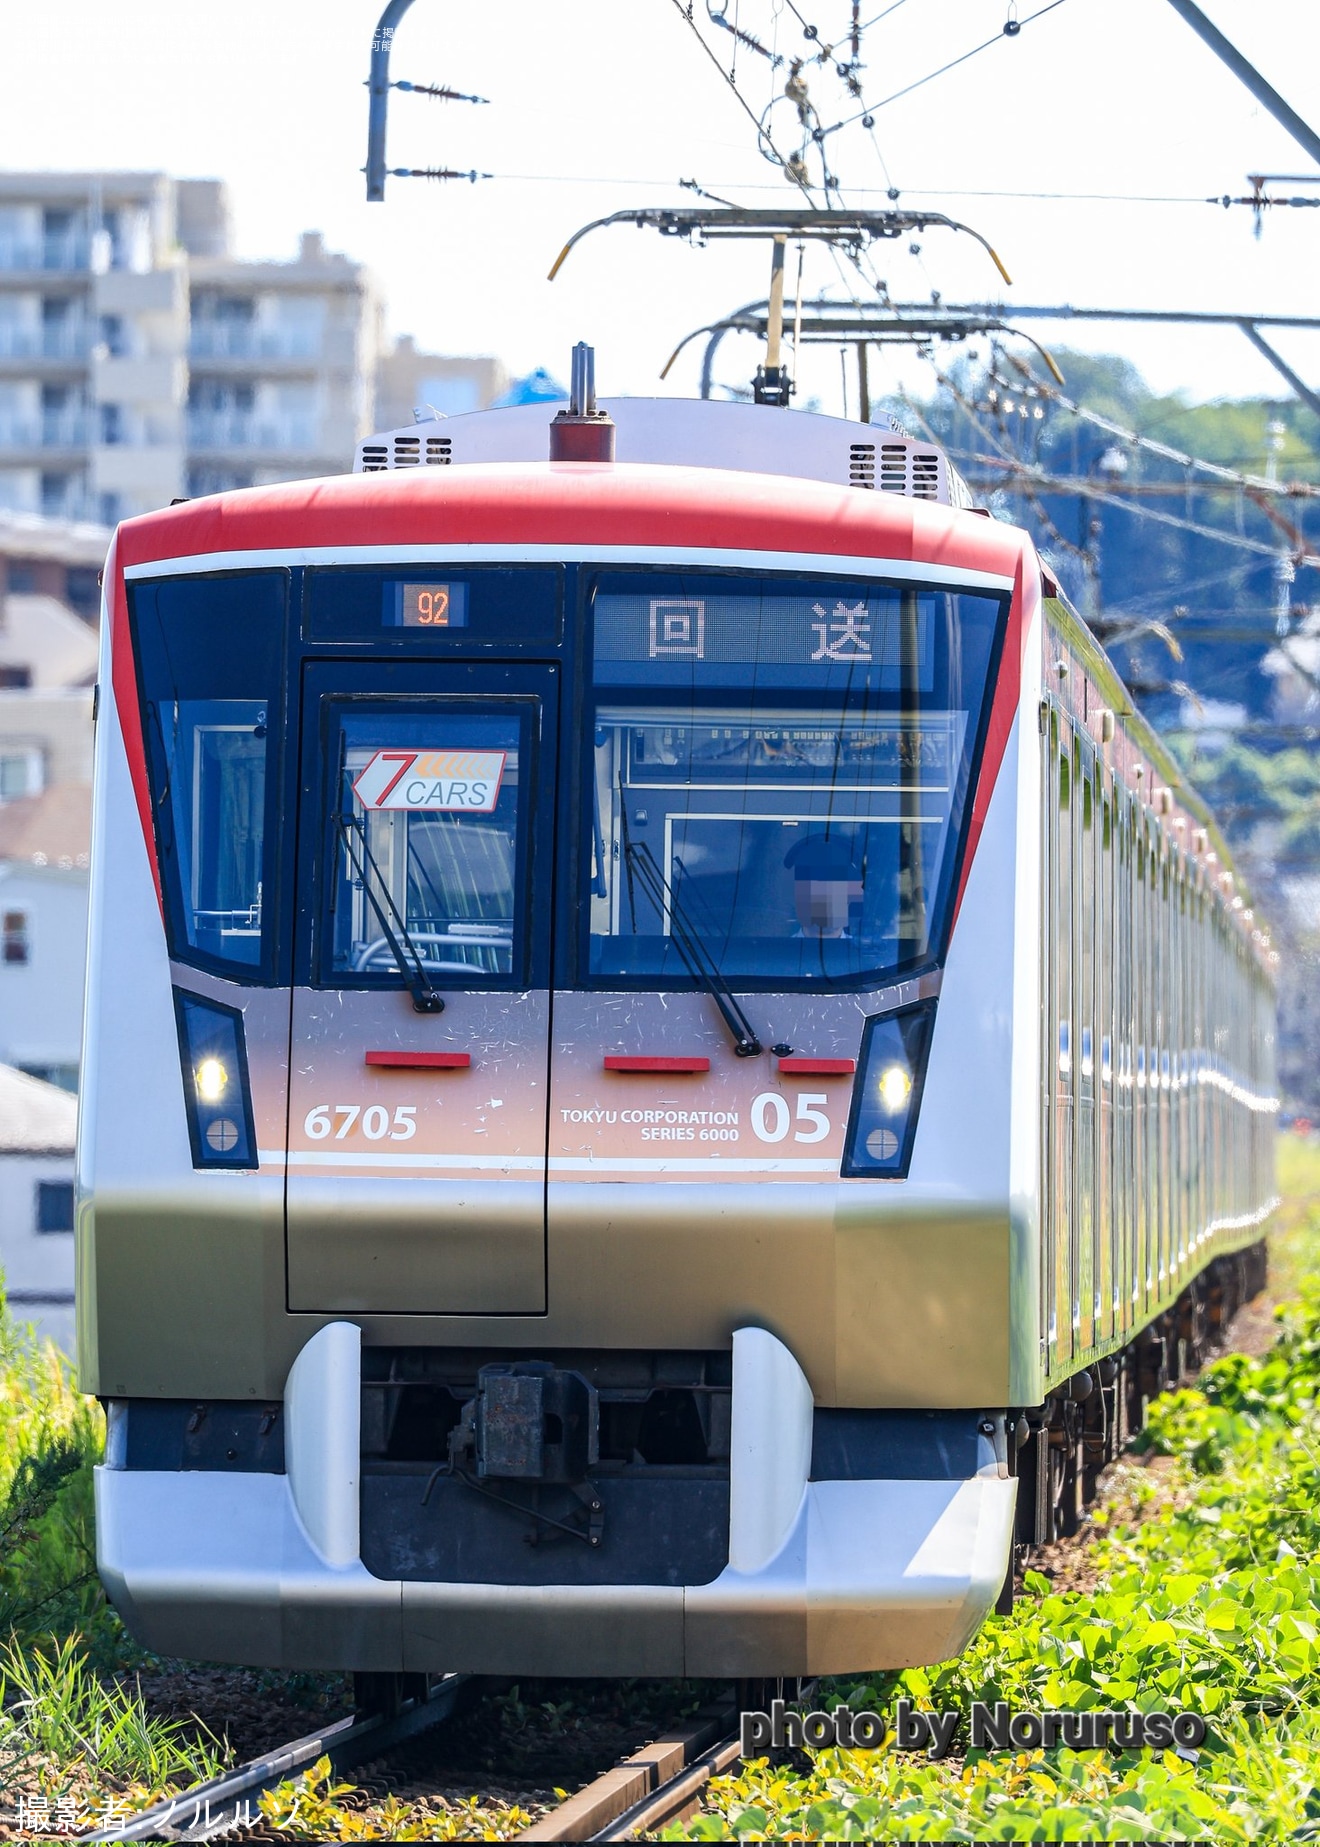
[0, 1294, 226, 1812]
[1170, 745, 1320, 870]
[671, 1140, 1320, 1842]
[0, 1300, 103, 1650]
[1, 1635, 224, 1793]
[256, 1756, 536, 1840]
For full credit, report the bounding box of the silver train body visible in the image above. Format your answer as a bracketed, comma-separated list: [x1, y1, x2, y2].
[80, 399, 1277, 1677]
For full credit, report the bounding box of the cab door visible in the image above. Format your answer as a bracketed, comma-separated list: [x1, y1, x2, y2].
[285, 660, 557, 1314]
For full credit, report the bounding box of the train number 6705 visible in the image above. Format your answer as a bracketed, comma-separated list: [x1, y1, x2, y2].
[303, 1103, 418, 1141]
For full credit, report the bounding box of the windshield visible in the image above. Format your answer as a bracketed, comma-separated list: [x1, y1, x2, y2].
[322, 706, 527, 985]
[586, 572, 1006, 988]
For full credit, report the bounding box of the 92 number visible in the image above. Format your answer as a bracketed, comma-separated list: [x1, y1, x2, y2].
[414, 588, 449, 624]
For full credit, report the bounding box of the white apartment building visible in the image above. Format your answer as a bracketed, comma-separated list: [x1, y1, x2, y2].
[0, 848, 88, 1093]
[0, 172, 384, 521]
[375, 335, 508, 429]
[0, 512, 100, 1094]
[187, 230, 383, 496]
[0, 1062, 77, 1353]
[0, 173, 186, 523]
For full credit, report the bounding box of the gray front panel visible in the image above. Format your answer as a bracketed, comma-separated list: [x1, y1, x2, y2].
[285, 986, 549, 1313]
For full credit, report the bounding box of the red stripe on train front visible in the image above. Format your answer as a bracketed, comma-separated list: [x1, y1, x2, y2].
[108, 538, 164, 920]
[951, 545, 1039, 930]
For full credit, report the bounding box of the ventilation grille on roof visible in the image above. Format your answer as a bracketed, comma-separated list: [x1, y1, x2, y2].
[879, 444, 909, 493]
[359, 433, 453, 472]
[911, 451, 941, 499]
[848, 439, 946, 499]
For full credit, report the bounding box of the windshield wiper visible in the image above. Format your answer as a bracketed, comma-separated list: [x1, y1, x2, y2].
[336, 812, 445, 1014]
[622, 835, 762, 1058]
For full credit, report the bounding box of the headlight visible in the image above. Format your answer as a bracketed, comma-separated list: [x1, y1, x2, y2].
[173, 990, 257, 1169]
[842, 1000, 936, 1179]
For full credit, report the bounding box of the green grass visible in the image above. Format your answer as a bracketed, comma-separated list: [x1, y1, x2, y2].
[1266, 1133, 1320, 1300]
[0, 1296, 104, 1650]
[0, 1289, 227, 1806]
[670, 1135, 1320, 1842]
[0, 1634, 224, 1791]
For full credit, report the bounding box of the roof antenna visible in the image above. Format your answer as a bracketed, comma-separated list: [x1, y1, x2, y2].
[550, 342, 616, 461]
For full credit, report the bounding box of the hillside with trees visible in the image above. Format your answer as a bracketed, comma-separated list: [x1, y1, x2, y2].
[913, 352, 1320, 1110]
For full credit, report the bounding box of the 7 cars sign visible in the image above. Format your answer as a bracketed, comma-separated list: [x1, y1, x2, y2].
[352, 748, 507, 813]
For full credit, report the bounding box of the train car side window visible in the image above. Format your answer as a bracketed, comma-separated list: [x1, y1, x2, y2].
[129, 572, 286, 982]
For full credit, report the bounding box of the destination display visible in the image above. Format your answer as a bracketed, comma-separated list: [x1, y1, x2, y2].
[593, 589, 935, 678]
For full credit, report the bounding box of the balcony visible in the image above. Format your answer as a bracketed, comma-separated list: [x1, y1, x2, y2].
[0, 475, 100, 522]
[0, 324, 93, 361]
[188, 324, 319, 361]
[0, 234, 91, 273]
[0, 411, 93, 448]
[187, 410, 318, 452]
[39, 489, 102, 524]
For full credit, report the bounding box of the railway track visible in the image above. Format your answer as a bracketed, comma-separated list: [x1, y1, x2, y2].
[517, 1699, 743, 1842]
[79, 1677, 751, 1843]
[83, 1674, 475, 1843]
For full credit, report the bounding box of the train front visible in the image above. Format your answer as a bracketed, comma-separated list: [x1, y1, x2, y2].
[81, 425, 1038, 1676]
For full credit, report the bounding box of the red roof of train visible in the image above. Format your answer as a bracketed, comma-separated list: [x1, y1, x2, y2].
[114, 462, 1026, 578]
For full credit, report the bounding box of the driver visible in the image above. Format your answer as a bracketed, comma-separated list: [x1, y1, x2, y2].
[783, 833, 862, 939]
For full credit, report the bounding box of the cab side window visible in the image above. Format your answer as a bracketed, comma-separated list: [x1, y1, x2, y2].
[130, 573, 286, 982]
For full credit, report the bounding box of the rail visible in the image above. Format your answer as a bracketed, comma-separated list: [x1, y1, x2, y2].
[517, 1701, 742, 1843]
[83, 1673, 472, 1843]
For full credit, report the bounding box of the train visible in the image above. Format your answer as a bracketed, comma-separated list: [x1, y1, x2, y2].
[81, 368, 1277, 1683]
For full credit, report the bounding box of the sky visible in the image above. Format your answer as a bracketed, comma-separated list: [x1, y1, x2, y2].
[2, 0, 1319, 426]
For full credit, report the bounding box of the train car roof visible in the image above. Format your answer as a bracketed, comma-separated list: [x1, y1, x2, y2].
[113, 460, 1026, 581]
[356, 398, 977, 507]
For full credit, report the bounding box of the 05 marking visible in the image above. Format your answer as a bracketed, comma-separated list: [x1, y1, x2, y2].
[750, 1092, 831, 1143]
[303, 1103, 417, 1142]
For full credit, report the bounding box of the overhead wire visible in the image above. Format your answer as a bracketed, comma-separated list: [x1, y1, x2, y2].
[655, 7, 1319, 735]
[925, 366, 1315, 687]
[965, 454, 1320, 564]
[858, 0, 911, 28]
[887, 186, 1212, 204]
[906, 360, 1100, 571]
[1000, 356, 1320, 501]
[992, 351, 1317, 562]
[826, 0, 1073, 131]
[436, 169, 1228, 209]
[482, 172, 1235, 208]
[815, 225, 1309, 699]
[664, 0, 1318, 578]
[667, 0, 818, 199]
